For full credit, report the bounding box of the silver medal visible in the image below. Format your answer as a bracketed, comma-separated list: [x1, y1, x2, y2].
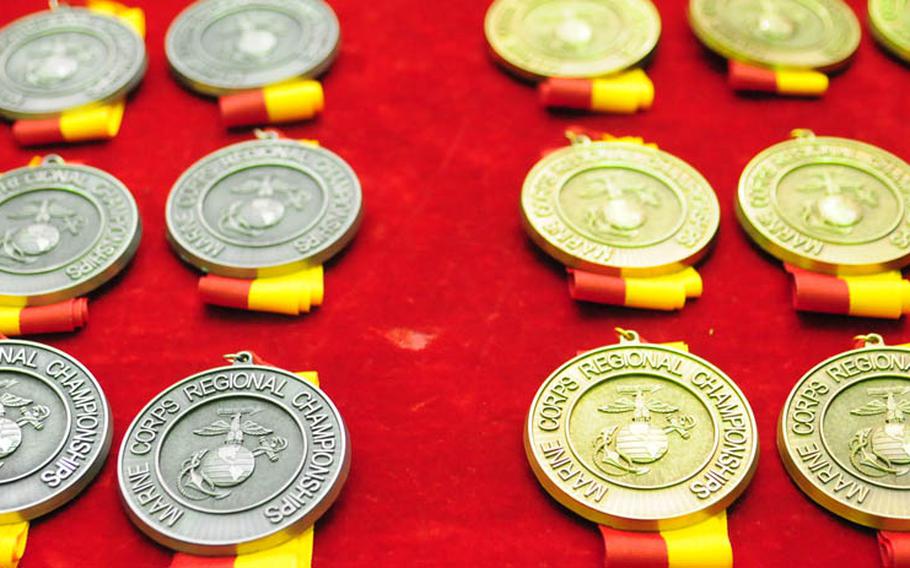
[165, 0, 340, 95]
[166, 135, 362, 277]
[118, 352, 350, 555]
[0, 5, 146, 119]
[0, 155, 142, 305]
[0, 339, 112, 523]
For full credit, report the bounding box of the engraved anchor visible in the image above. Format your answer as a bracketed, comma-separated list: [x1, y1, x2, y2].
[798, 171, 877, 235]
[0, 199, 83, 264]
[219, 174, 311, 237]
[0, 378, 51, 469]
[178, 407, 288, 501]
[25, 37, 93, 87]
[579, 177, 659, 239]
[848, 387, 910, 477]
[593, 385, 695, 476]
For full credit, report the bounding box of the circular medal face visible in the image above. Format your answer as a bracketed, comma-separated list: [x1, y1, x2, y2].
[0, 340, 112, 524]
[484, 0, 660, 80]
[166, 139, 362, 278]
[118, 359, 350, 554]
[165, 0, 340, 95]
[525, 343, 758, 529]
[736, 134, 910, 275]
[0, 157, 142, 305]
[0, 6, 146, 119]
[869, 0, 910, 62]
[521, 141, 719, 276]
[779, 344, 910, 529]
[688, 0, 860, 70]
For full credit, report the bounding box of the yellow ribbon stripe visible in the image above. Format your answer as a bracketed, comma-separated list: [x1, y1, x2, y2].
[0, 307, 22, 337]
[662, 511, 733, 568]
[775, 69, 828, 96]
[624, 267, 703, 311]
[87, 0, 146, 37]
[590, 68, 654, 113]
[0, 522, 28, 568]
[248, 266, 324, 315]
[844, 271, 910, 319]
[263, 81, 325, 123]
[58, 101, 126, 142]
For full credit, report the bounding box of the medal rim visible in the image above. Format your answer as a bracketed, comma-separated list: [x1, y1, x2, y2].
[164, 139, 363, 278]
[521, 140, 720, 276]
[778, 344, 910, 530]
[483, 0, 661, 80]
[164, 0, 340, 95]
[0, 339, 113, 523]
[0, 162, 142, 304]
[524, 342, 759, 530]
[868, 0, 910, 63]
[736, 135, 910, 275]
[0, 6, 147, 119]
[116, 361, 350, 554]
[687, 0, 861, 71]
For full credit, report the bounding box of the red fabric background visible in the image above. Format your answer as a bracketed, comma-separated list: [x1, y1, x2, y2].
[1, 0, 909, 566]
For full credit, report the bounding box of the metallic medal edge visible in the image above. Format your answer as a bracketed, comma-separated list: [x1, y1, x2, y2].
[777, 345, 910, 530]
[116, 363, 350, 555]
[687, 0, 861, 71]
[483, 0, 661, 81]
[0, 339, 113, 524]
[0, 163, 143, 304]
[520, 140, 720, 276]
[0, 7, 147, 119]
[164, 139, 363, 278]
[735, 136, 910, 275]
[163, 0, 340, 95]
[524, 342, 759, 530]
[868, 0, 910, 64]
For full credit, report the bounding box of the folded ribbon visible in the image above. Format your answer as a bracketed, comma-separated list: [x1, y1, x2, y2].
[728, 60, 828, 97]
[540, 69, 654, 113]
[568, 267, 703, 311]
[786, 264, 910, 319]
[600, 512, 732, 568]
[199, 266, 324, 315]
[0, 299, 89, 336]
[0, 522, 28, 568]
[220, 80, 325, 128]
[879, 531, 910, 568]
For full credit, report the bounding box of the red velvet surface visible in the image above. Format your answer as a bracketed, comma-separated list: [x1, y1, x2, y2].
[1, 0, 909, 566]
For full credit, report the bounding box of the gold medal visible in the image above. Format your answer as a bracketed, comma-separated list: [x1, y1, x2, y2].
[779, 334, 910, 529]
[484, 0, 660, 80]
[688, 0, 861, 70]
[869, 0, 910, 63]
[521, 133, 719, 276]
[525, 329, 758, 529]
[737, 130, 910, 275]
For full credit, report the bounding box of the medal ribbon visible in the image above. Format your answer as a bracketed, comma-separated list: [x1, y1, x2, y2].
[786, 264, 910, 319]
[727, 60, 828, 97]
[540, 69, 654, 114]
[0, 522, 28, 568]
[879, 531, 910, 568]
[220, 80, 325, 128]
[11, 1, 145, 147]
[596, 340, 733, 567]
[171, 354, 318, 568]
[549, 128, 704, 311]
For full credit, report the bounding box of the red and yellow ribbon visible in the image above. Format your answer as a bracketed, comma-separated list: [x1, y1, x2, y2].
[539, 69, 654, 113]
[198, 266, 324, 316]
[568, 267, 702, 311]
[600, 512, 732, 568]
[0, 298, 89, 337]
[0, 522, 28, 568]
[220, 80, 324, 128]
[10, 1, 145, 146]
[879, 531, 910, 568]
[786, 264, 910, 319]
[728, 60, 828, 97]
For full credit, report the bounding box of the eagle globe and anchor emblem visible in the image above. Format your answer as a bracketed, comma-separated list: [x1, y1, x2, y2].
[218, 166, 312, 239]
[0, 378, 51, 469]
[0, 196, 83, 265]
[222, 12, 287, 63]
[24, 35, 94, 88]
[178, 407, 289, 500]
[577, 176, 660, 240]
[797, 170, 878, 236]
[593, 385, 696, 476]
[848, 386, 910, 478]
